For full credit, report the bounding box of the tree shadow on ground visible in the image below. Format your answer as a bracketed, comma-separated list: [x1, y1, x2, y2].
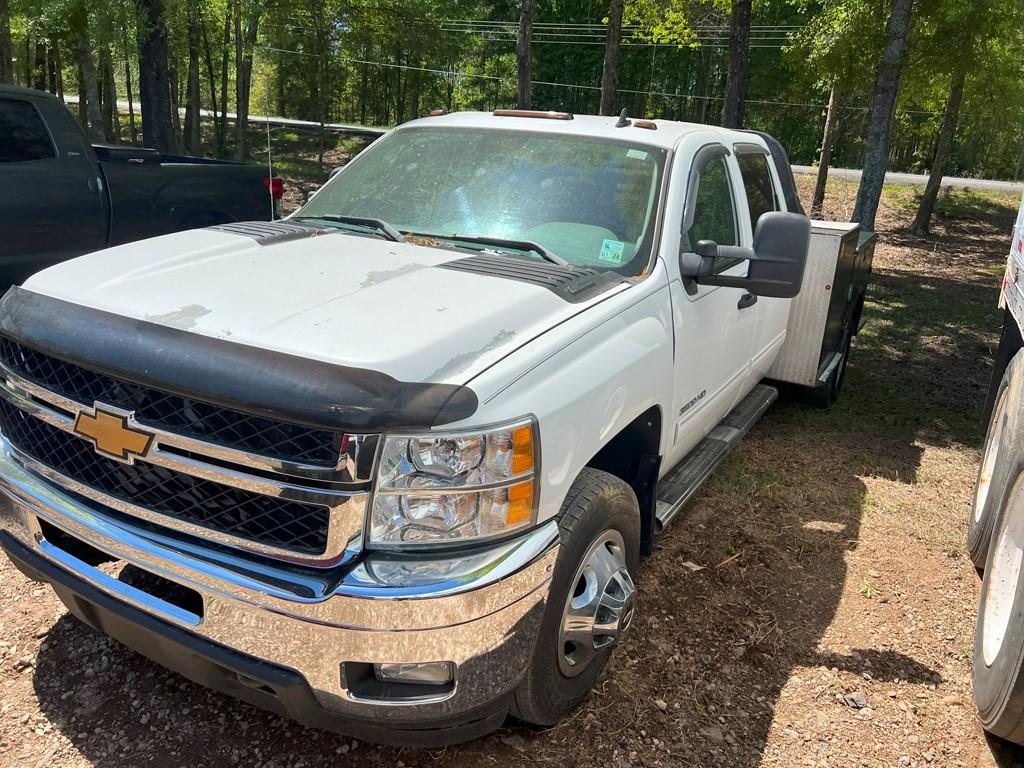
[29, 271, 966, 768]
[28, 191, 1018, 765]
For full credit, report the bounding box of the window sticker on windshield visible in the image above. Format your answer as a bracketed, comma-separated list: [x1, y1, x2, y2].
[599, 239, 626, 264]
[626, 149, 648, 160]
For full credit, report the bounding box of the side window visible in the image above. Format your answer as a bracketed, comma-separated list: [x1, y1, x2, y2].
[737, 153, 778, 232]
[0, 99, 56, 164]
[686, 154, 739, 274]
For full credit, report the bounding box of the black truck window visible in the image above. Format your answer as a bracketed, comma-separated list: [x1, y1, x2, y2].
[737, 153, 778, 232]
[0, 99, 56, 163]
[689, 155, 740, 274]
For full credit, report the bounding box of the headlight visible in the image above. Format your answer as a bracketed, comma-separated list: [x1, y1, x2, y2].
[370, 418, 538, 547]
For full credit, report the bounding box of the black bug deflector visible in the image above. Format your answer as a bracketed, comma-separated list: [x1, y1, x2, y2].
[0, 287, 478, 432]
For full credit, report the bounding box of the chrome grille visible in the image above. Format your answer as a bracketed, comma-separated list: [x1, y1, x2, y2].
[0, 338, 344, 468]
[0, 397, 331, 554]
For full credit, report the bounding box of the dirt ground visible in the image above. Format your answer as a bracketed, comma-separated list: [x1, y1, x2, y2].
[2, 175, 1023, 768]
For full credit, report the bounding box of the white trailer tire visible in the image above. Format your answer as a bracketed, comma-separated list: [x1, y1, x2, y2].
[970, 350, 1024, 570]
[974, 466, 1024, 744]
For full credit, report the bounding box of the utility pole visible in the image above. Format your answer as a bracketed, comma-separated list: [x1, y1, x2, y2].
[516, 0, 535, 109]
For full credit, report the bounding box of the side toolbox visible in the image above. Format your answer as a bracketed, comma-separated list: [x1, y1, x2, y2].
[769, 221, 877, 388]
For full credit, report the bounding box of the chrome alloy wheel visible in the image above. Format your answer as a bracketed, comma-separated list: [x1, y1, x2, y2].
[558, 529, 636, 678]
[983, 471, 1024, 667]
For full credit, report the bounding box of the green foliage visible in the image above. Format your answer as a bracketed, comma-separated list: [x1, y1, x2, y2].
[1, 0, 1022, 180]
[624, 0, 698, 48]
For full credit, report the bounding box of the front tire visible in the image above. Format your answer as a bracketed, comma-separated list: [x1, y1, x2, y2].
[512, 468, 640, 726]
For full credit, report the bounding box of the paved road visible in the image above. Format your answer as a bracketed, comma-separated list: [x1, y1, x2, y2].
[792, 165, 1024, 193]
[64, 96, 388, 138]
[61, 97, 1024, 192]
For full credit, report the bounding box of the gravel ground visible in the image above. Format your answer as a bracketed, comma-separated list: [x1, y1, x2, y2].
[2, 178, 1024, 767]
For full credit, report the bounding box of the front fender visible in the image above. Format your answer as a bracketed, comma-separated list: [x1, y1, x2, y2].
[458, 270, 675, 527]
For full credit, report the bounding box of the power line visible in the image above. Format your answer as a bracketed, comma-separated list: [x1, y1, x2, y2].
[262, 19, 797, 49]
[259, 46, 843, 108]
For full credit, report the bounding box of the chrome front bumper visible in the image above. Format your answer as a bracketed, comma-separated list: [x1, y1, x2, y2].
[0, 435, 559, 741]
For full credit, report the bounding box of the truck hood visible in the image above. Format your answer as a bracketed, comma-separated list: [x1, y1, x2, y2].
[22, 225, 624, 387]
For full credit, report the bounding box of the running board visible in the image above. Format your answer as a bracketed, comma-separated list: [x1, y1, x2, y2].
[655, 384, 778, 531]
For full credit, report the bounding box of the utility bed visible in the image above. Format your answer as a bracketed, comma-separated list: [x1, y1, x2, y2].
[770, 221, 877, 390]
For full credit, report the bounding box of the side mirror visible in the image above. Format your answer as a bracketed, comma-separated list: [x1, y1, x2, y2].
[679, 240, 719, 277]
[679, 212, 810, 299]
[307, 188, 319, 202]
[329, 166, 345, 179]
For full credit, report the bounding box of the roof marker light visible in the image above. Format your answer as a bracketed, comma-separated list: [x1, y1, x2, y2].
[493, 109, 574, 121]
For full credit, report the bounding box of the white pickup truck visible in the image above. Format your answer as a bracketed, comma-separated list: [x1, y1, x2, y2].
[968, 192, 1024, 745]
[0, 110, 873, 745]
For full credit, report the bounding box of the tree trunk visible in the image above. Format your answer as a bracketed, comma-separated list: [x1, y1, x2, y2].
[233, 1, 263, 161]
[46, 45, 57, 94]
[811, 85, 842, 219]
[359, 57, 368, 124]
[202, 20, 219, 140]
[697, 45, 712, 124]
[852, 0, 914, 230]
[516, 0, 535, 110]
[599, 0, 625, 116]
[100, 46, 120, 142]
[72, 2, 105, 141]
[183, 1, 202, 155]
[721, 0, 751, 128]
[410, 66, 421, 118]
[169, 65, 183, 145]
[395, 48, 405, 124]
[53, 44, 63, 100]
[136, 0, 178, 152]
[76, 64, 87, 128]
[122, 31, 137, 143]
[911, 67, 966, 234]
[0, 0, 11, 85]
[218, 0, 230, 156]
[33, 39, 46, 90]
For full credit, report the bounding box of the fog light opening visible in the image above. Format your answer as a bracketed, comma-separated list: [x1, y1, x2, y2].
[342, 660, 457, 702]
[374, 661, 454, 686]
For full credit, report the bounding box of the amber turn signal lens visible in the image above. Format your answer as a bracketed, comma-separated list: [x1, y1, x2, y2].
[511, 426, 534, 475]
[506, 481, 534, 525]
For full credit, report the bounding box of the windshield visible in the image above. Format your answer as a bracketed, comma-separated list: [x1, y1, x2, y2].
[298, 127, 667, 276]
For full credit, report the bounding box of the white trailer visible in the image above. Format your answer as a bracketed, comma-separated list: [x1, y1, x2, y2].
[968, 191, 1024, 744]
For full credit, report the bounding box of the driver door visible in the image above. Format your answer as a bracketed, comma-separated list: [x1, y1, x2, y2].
[666, 145, 757, 462]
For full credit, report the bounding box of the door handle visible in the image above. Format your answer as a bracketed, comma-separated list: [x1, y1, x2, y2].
[737, 293, 758, 310]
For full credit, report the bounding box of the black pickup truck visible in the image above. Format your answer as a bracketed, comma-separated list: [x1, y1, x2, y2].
[0, 85, 282, 285]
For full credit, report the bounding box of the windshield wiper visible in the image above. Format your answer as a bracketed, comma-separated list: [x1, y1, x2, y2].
[293, 215, 406, 243]
[417, 233, 569, 267]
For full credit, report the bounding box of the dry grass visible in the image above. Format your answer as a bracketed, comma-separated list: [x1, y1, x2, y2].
[1, 176, 1022, 767]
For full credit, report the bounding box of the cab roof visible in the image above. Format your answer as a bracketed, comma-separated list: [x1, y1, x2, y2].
[396, 110, 764, 153]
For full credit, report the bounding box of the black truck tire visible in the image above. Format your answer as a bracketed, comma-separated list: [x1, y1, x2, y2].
[802, 330, 851, 409]
[974, 459, 1024, 744]
[970, 350, 1024, 571]
[512, 468, 640, 726]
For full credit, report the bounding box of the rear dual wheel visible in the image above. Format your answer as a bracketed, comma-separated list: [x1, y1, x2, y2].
[513, 469, 639, 725]
[803, 330, 852, 409]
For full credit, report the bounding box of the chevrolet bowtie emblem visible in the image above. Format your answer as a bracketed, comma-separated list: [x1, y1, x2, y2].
[73, 404, 155, 463]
